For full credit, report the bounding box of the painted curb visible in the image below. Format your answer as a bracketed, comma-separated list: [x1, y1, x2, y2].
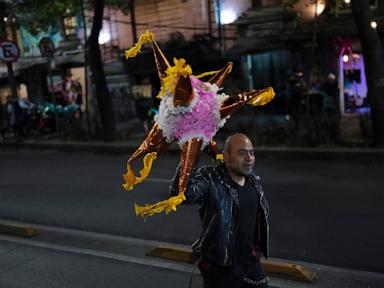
[262, 259, 315, 283]
[147, 246, 315, 283]
[0, 223, 39, 238]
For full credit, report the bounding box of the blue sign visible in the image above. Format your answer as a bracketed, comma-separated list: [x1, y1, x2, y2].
[0, 40, 20, 63]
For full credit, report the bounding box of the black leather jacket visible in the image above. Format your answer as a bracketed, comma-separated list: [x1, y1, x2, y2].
[170, 163, 269, 266]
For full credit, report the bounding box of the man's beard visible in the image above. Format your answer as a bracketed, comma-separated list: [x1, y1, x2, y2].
[231, 165, 253, 177]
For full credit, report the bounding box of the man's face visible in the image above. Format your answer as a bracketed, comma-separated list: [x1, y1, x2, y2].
[224, 137, 255, 177]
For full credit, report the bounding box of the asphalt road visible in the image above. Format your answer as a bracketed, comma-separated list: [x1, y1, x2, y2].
[0, 149, 383, 273]
[0, 239, 202, 288]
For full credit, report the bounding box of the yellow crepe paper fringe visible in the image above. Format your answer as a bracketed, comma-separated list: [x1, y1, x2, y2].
[195, 70, 220, 79]
[122, 152, 157, 191]
[157, 58, 192, 98]
[135, 190, 186, 218]
[125, 31, 155, 59]
[247, 87, 276, 106]
[126, 31, 220, 100]
[216, 153, 224, 161]
[156, 58, 220, 99]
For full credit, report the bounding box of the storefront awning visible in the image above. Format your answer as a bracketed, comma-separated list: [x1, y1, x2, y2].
[0, 51, 85, 79]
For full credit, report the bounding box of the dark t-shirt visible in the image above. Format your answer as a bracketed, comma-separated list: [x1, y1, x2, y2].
[230, 178, 260, 277]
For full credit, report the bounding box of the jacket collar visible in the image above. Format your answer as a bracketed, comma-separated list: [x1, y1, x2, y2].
[215, 162, 232, 185]
[215, 163, 238, 205]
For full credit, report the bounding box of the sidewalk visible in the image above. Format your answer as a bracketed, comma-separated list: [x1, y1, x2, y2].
[1, 138, 384, 160]
[1, 219, 384, 288]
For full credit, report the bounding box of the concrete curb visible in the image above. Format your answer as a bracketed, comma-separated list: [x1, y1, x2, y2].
[1, 140, 384, 159]
[0, 222, 39, 237]
[0, 140, 137, 154]
[147, 246, 315, 283]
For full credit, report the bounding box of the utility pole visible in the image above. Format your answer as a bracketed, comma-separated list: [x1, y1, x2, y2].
[207, 0, 212, 37]
[215, 0, 223, 54]
[0, 1, 18, 101]
[306, 0, 319, 116]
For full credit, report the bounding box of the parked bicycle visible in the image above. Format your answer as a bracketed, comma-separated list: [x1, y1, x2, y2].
[1, 98, 81, 141]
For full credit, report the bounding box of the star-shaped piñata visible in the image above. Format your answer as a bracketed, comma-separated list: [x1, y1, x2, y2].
[123, 31, 275, 218]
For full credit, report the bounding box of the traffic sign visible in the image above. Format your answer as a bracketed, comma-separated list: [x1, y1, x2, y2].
[39, 37, 55, 57]
[0, 40, 20, 63]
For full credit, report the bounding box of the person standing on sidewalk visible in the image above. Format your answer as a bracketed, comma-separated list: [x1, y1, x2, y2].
[170, 133, 270, 288]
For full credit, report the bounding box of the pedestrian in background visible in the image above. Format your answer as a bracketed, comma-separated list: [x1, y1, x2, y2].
[170, 133, 270, 288]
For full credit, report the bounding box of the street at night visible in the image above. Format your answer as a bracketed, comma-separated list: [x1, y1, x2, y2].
[1, 149, 383, 274]
[2, 0, 384, 287]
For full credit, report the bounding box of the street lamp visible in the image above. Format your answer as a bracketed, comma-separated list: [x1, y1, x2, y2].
[98, 29, 111, 45]
[220, 8, 237, 25]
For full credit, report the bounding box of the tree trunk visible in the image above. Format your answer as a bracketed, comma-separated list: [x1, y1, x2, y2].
[351, 0, 384, 146]
[130, 0, 137, 43]
[88, 0, 116, 142]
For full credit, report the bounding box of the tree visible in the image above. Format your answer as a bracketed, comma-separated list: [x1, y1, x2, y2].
[87, 0, 116, 142]
[350, 0, 384, 146]
[287, 0, 384, 146]
[7, 0, 132, 142]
